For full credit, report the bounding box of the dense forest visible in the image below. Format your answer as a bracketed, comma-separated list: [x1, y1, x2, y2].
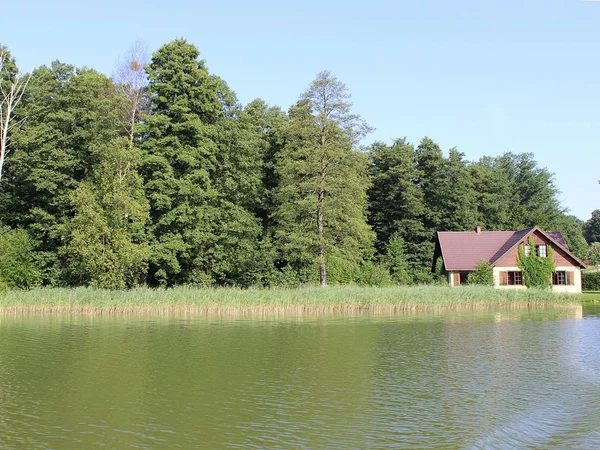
[0, 39, 597, 289]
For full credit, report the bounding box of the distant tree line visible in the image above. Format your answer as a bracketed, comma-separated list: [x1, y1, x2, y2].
[0, 39, 595, 289]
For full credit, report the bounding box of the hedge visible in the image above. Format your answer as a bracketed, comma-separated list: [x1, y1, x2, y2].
[583, 271, 600, 291]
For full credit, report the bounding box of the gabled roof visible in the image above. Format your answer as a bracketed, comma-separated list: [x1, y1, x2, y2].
[435, 226, 586, 271]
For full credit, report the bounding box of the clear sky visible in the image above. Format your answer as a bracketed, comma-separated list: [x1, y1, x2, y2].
[2, 0, 599, 221]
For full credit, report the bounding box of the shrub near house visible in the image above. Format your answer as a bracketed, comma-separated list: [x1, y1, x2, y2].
[432, 226, 586, 294]
[583, 272, 600, 291]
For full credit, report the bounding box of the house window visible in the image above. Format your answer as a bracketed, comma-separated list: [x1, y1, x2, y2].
[536, 245, 547, 257]
[509, 271, 522, 285]
[500, 271, 523, 286]
[524, 244, 530, 256]
[552, 271, 574, 286]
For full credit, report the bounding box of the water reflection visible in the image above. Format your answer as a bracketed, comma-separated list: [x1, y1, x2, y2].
[0, 307, 598, 448]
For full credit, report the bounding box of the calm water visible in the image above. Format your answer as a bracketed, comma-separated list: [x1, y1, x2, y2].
[1, 306, 599, 449]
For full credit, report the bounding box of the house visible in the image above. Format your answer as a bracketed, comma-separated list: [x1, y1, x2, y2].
[432, 226, 586, 293]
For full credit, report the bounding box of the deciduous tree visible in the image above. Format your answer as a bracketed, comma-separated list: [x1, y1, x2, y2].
[61, 138, 149, 288]
[141, 39, 268, 286]
[584, 209, 600, 244]
[0, 62, 123, 283]
[113, 40, 150, 146]
[0, 46, 30, 184]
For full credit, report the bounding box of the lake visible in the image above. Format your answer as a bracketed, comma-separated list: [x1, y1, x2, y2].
[1, 306, 599, 448]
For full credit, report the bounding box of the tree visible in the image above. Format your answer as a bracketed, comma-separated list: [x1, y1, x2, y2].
[551, 213, 588, 260]
[61, 138, 149, 289]
[408, 137, 479, 281]
[493, 152, 561, 230]
[367, 138, 429, 282]
[113, 39, 150, 146]
[0, 62, 123, 284]
[0, 226, 40, 288]
[0, 46, 31, 184]
[415, 139, 478, 233]
[273, 71, 374, 287]
[584, 210, 600, 244]
[368, 139, 425, 248]
[470, 157, 513, 230]
[140, 39, 268, 286]
[587, 242, 600, 266]
[380, 232, 411, 285]
[242, 98, 288, 226]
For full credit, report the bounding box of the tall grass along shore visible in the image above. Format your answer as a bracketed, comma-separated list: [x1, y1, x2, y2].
[0, 286, 582, 316]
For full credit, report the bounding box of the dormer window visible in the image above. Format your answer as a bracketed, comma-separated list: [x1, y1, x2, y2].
[536, 244, 547, 257]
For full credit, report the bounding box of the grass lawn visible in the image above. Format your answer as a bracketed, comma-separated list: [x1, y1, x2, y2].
[582, 291, 600, 303]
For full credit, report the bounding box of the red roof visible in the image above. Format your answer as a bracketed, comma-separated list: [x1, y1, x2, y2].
[435, 227, 580, 271]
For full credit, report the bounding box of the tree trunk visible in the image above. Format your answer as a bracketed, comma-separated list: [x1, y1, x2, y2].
[317, 187, 327, 287]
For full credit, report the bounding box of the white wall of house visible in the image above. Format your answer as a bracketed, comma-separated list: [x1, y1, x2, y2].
[552, 266, 582, 294]
[491, 266, 582, 293]
[448, 267, 582, 293]
[492, 267, 527, 290]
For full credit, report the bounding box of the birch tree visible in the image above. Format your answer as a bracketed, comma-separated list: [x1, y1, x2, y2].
[0, 49, 30, 183]
[114, 40, 150, 146]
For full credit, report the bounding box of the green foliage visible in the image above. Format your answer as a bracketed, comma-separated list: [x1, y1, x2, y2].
[268, 264, 318, 288]
[582, 271, 600, 291]
[242, 99, 288, 226]
[0, 40, 583, 290]
[467, 260, 494, 286]
[273, 72, 375, 284]
[551, 214, 588, 260]
[368, 139, 430, 278]
[379, 232, 411, 285]
[491, 153, 561, 230]
[0, 62, 123, 283]
[61, 138, 149, 289]
[415, 139, 477, 232]
[587, 242, 600, 266]
[517, 237, 555, 289]
[355, 261, 393, 287]
[584, 210, 600, 244]
[0, 226, 40, 289]
[141, 39, 267, 287]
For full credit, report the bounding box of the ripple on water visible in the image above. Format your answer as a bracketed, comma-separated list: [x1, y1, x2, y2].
[0, 310, 598, 448]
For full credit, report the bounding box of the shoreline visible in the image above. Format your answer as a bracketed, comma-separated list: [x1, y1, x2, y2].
[0, 285, 583, 316]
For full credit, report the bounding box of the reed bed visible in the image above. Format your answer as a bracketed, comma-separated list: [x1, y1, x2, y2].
[0, 285, 582, 316]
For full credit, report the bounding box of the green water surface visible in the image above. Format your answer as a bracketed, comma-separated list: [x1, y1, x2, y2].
[1, 307, 599, 448]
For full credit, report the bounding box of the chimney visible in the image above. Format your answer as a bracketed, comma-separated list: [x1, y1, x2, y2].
[476, 226, 481, 234]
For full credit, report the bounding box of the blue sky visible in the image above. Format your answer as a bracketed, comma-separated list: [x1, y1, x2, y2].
[2, 0, 599, 221]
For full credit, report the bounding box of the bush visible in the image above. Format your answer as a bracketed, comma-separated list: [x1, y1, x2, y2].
[355, 261, 393, 287]
[467, 260, 494, 286]
[583, 271, 600, 291]
[269, 264, 317, 288]
[0, 227, 41, 289]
